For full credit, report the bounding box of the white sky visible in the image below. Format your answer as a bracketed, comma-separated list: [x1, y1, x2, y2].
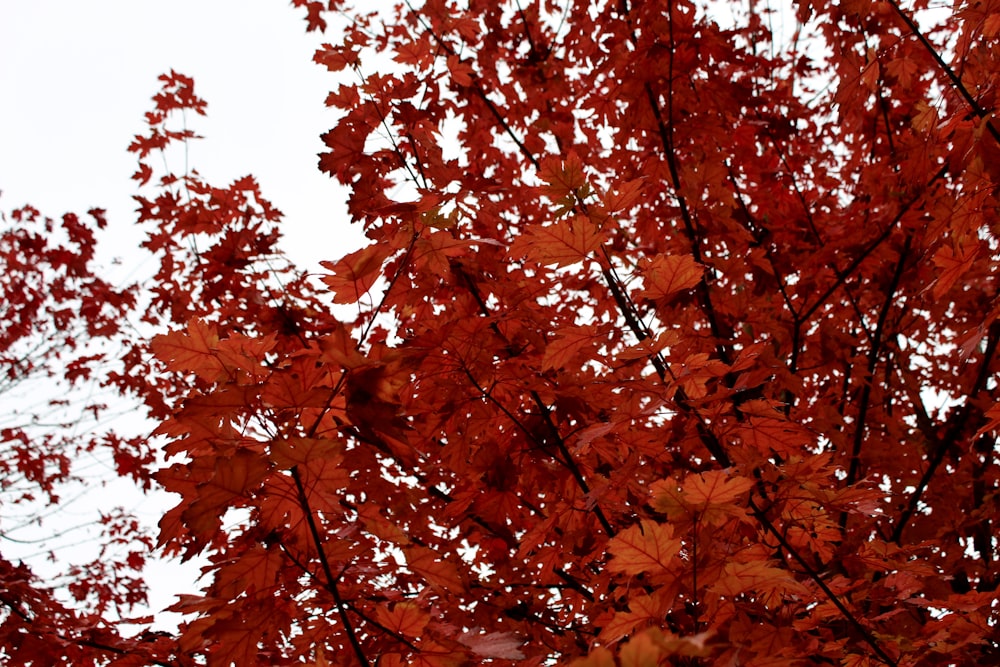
[1, 1, 362, 629]
[0, 0, 363, 275]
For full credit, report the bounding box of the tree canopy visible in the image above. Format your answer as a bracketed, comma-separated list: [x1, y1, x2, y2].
[2, 0, 999, 665]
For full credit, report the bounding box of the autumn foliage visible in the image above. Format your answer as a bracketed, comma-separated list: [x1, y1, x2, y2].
[3, 0, 1000, 665]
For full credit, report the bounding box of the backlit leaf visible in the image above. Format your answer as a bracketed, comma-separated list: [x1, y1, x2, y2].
[320, 242, 394, 304]
[619, 629, 662, 667]
[567, 647, 616, 667]
[932, 242, 977, 298]
[405, 546, 467, 593]
[679, 470, 755, 507]
[540, 151, 586, 199]
[712, 559, 811, 599]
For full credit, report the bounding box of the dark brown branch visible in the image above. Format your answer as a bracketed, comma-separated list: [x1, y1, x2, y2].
[891, 322, 1000, 544]
[883, 0, 1000, 146]
[748, 498, 899, 667]
[844, 235, 912, 492]
[530, 388, 616, 537]
[644, 80, 732, 366]
[291, 465, 370, 667]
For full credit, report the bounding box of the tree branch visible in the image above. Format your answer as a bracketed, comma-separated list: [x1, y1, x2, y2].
[844, 236, 912, 494]
[290, 465, 370, 667]
[891, 322, 1000, 544]
[883, 0, 1000, 146]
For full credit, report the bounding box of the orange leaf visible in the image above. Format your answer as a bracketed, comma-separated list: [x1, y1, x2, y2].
[616, 329, 679, 360]
[886, 57, 918, 88]
[654, 630, 715, 658]
[619, 629, 661, 667]
[376, 601, 430, 639]
[712, 559, 810, 599]
[320, 242, 393, 304]
[985, 11, 1000, 37]
[269, 437, 343, 469]
[606, 519, 682, 576]
[213, 544, 283, 600]
[975, 401, 1000, 439]
[510, 214, 604, 268]
[358, 504, 411, 546]
[151, 319, 224, 382]
[540, 151, 586, 198]
[182, 449, 271, 542]
[312, 646, 331, 667]
[670, 352, 729, 399]
[638, 254, 703, 300]
[679, 470, 755, 507]
[733, 416, 811, 457]
[650, 472, 753, 526]
[318, 321, 369, 369]
[413, 231, 501, 276]
[932, 242, 977, 298]
[405, 546, 467, 593]
[213, 331, 277, 380]
[457, 630, 525, 659]
[603, 177, 645, 214]
[447, 54, 474, 86]
[202, 451, 271, 503]
[314, 42, 359, 72]
[650, 470, 754, 525]
[567, 648, 616, 667]
[736, 398, 787, 418]
[598, 590, 674, 644]
[542, 324, 605, 371]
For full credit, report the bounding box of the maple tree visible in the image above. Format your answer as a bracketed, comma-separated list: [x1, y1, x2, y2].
[0, 202, 159, 660]
[4, 0, 1000, 665]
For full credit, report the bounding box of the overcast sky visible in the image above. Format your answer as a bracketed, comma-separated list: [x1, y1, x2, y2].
[1, 0, 362, 276]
